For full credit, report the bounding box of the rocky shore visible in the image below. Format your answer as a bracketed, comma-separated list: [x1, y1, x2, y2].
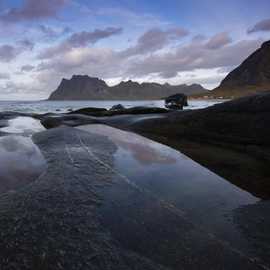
[0, 92, 270, 269]
[36, 91, 270, 199]
[1, 92, 270, 200]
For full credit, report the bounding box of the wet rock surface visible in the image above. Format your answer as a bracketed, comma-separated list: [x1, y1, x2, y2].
[101, 92, 270, 198]
[0, 136, 46, 194]
[0, 127, 167, 270]
[0, 125, 269, 269]
[234, 201, 270, 265]
[31, 92, 270, 199]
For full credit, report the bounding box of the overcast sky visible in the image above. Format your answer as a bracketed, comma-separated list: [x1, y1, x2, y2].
[0, 0, 269, 100]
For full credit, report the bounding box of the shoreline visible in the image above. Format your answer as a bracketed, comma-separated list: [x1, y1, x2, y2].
[0, 94, 270, 268]
[1, 91, 270, 200]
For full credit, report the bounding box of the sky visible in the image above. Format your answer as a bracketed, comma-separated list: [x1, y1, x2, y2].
[0, 0, 269, 100]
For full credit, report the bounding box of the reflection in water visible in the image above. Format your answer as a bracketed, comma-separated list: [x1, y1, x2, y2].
[0, 136, 46, 194]
[78, 124, 260, 253]
[82, 124, 176, 165]
[1, 117, 44, 135]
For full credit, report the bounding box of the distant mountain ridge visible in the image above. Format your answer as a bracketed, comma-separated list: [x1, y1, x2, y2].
[210, 40, 270, 98]
[48, 75, 208, 100]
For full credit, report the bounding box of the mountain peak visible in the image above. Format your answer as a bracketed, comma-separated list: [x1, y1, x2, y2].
[261, 40, 270, 49]
[211, 40, 270, 98]
[48, 76, 207, 100]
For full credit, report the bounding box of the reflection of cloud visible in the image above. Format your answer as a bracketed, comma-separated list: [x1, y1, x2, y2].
[0, 136, 46, 194]
[80, 125, 177, 166]
[115, 139, 176, 166]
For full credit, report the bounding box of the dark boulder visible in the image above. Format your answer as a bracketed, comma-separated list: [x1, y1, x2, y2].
[69, 106, 168, 117]
[110, 104, 125, 111]
[68, 107, 107, 116]
[165, 93, 188, 110]
[120, 106, 168, 115]
[41, 114, 100, 129]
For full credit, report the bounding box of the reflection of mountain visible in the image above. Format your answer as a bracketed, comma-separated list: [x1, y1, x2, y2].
[49, 75, 208, 100]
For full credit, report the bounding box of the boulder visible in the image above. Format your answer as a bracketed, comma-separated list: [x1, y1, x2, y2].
[165, 94, 188, 110]
[41, 114, 100, 129]
[68, 107, 107, 116]
[110, 104, 125, 111]
[120, 106, 168, 115]
[69, 106, 168, 117]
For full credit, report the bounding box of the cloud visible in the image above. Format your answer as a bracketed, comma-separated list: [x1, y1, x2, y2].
[38, 24, 71, 39]
[77, 6, 169, 29]
[0, 45, 18, 62]
[159, 70, 178, 79]
[37, 47, 120, 77]
[67, 27, 123, 47]
[0, 73, 10, 80]
[21, 65, 35, 72]
[34, 29, 263, 94]
[248, 18, 270, 34]
[0, 0, 68, 22]
[0, 40, 34, 62]
[38, 27, 123, 59]
[125, 37, 263, 77]
[36, 27, 189, 84]
[18, 39, 35, 50]
[205, 32, 232, 50]
[121, 27, 189, 57]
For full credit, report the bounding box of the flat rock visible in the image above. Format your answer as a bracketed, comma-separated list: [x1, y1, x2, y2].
[0, 125, 268, 269]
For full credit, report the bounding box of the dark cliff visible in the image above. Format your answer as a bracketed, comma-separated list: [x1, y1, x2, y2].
[48, 75, 207, 100]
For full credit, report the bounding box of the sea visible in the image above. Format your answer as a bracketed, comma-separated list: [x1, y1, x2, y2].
[0, 99, 226, 114]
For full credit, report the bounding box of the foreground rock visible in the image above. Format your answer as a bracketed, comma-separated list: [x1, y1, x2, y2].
[41, 114, 100, 129]
[67, 107, 107, 116]
[100, 92, 270, 198]
[0, 125, 268, 269]
[38, 92, 270, 198]
[40, 107, 169, 129]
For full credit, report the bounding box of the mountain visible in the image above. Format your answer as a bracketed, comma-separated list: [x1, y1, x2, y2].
[210, 40, 270, 98]
[48, 75, 208, 100]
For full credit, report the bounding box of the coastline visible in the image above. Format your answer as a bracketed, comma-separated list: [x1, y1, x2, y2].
[0, 92, 270, 268]
[1, 92, 269, 199]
